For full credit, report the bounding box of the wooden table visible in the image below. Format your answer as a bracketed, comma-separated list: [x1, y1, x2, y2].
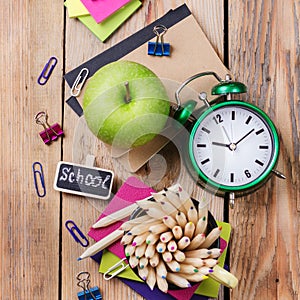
[1, 1, 299, 299]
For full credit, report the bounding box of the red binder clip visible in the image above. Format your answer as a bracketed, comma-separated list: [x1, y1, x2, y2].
[35, 111, 63, 144]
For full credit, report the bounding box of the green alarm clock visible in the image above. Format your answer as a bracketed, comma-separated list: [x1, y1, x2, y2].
[173, 72, 285, 207]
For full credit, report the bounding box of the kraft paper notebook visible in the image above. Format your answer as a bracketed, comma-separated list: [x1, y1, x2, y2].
[88, 177, 231, 300]
[65, 4, 230, 172]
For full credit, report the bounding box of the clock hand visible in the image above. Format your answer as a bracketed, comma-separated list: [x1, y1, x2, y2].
[212, 141, 230, 148]
[234, 128, 255, 145]
[222, 126, 232, 143]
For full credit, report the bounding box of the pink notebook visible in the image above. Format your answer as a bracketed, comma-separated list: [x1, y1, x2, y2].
[80, 0, 132, 23]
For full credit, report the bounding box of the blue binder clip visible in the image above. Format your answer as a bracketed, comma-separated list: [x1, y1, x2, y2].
[148, 25, 170, 56]
[77, 272, 102, 300]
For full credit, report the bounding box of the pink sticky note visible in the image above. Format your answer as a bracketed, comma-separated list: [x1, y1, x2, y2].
[80, 0, 132, 23]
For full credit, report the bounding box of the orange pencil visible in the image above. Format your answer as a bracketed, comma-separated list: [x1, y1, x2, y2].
[172, 225, 183, 240]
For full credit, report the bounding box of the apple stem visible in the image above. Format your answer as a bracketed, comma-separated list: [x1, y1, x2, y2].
[124, 81, 131, 103]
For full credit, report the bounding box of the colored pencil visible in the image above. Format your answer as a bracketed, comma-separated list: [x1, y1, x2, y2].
[135, 243, 147, 259]
[182, 257, 204, 268]
[158, 200, 178, 217]
[163, 188, 183, 211]
[175, 211, 187, 228]
[139, 256, 149, 269]
[136, 199, 161, 210]
[146, 266, 157, 290]
[177, 236, 190, 250]
[184, 222, 195, 239]
[162, 251, 173, 263]
[185, 233, 206, 250]
[166, 260, 181, 272]
[184, 248, 212, 259]
[131, 231, 149, 246]
[145, 233, 160, 245]
[201, 226, 222, 248]
[160, 231, 173, 243]
[120, 214, 152, 231]
[167, 240, 177, 252]
[129, 255, 139, 268]
[78, 229, 123, 260]
[187, 206, 198, 225]
[177, 272, 208, 282]
[173, 249, 186, 262]
[129, 219, 162, 235]
[156, 259, 168, 279]
[138, 265, 149, 281]
[204, 258, 219, 268]
[92, 204, 138, 228]
[172, 225, 183, 240]
[162, 215, 177, 229]
[149, 252, 160, 267]
[145, 244, 156, 259]
[156, 241, 167, 253]
[198, 266, 214, 275]
[156, 274, 169, 293]
[124, 244, 135, 257]
[145, 207, 166, 219]
[120, 232, 135, 245]
[166, 272, 191, 288]
[148, 223, 169, 235]
[178, 263, 199, 274]
[195, 215, 207, 235]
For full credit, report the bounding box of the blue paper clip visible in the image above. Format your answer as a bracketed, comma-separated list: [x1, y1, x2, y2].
[148, 25, 170, 56]
[37, 56, 58, 85]
[32, 162, 46, 197]
[65, 220, 89, 247]
[77, 272, 102, 300]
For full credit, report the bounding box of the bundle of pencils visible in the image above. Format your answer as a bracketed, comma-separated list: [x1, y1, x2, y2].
[79, 184, 237, 292]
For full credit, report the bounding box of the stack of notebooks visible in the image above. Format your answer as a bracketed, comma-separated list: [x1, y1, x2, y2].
[64, 0, 142, 42]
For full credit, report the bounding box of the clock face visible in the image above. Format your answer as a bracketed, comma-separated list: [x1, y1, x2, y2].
[189, 101, 279, 192]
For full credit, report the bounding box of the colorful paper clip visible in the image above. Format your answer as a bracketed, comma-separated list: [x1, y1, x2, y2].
[77, 272, 102, 300]
[32, 162, 46, 197]
[65, 220, 89, 247]
[103, 258, 129, 280]
[148, 25, 170, 56]
[71, 68, 89, 97]
[34, 111, 63, 144]
[37, 56, 58, 85]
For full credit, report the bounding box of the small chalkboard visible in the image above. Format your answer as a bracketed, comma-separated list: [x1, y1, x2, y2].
[54, 161, 114, 200]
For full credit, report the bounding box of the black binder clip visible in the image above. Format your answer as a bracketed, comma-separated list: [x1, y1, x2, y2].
[148, 25, 170, 56]
[77, 272, 102, 300]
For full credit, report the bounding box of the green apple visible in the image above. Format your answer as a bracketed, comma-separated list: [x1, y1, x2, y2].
[83, 60, 170, 148]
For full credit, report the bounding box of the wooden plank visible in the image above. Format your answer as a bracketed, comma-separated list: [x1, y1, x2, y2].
[228, 0, 300, 298]
[62, 1, 225, 299]
[0, 1, 64, 299]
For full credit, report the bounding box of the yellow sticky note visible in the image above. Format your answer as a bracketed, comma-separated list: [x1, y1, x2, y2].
[76, 0, 142, 42]
[64, 0, 89, 18]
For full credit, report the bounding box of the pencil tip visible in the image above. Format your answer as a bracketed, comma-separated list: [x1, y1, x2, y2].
[77, 257, 82, 261]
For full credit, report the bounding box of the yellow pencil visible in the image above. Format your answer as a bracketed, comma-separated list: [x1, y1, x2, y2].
[177, 272, 208, 282]
[185, 233, 206, 250]
[78, 229, 123, 260]
[160, 231, 173, 243]
[146, 266, 157, 290]
[201, 226, 222, 248]
[166, 272, 191, 288]
[177, 236, 191, 250]
[184, 222, 195, 239]
[172, 225, 183, 240]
